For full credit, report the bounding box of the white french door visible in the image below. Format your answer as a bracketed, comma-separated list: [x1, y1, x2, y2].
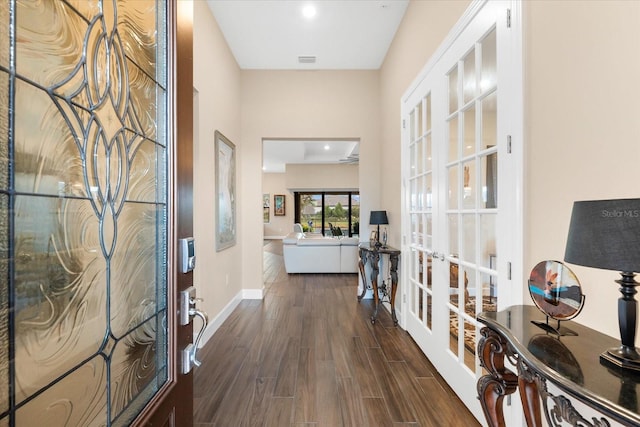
[401, 0, 522, 423]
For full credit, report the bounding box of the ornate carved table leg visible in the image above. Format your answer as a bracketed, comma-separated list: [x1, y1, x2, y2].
[357, 247, 368, 301]
[389, 253, 399, 326]
[370, 251, 380, 324]
[477, 327, 518, 427]
[518, 363, 543, 427]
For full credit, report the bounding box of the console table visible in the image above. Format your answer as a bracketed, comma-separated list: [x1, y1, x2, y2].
[477, 305, 640, 427]
[357, 243, 400, 325]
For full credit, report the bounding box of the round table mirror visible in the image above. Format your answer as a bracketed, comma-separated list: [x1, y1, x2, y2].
[528, 260, 584, 321]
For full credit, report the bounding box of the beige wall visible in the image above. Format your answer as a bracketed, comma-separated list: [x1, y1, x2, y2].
[379, 0, 472, 248]
[285, 163, 358, 191]
[240, 70, 380, 292]
[193, 2, 242, 322]
[262, 173, 289, 238]
[523, 0, 640, 339]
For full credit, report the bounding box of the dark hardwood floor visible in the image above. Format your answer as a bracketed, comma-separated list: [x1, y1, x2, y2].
[193, 240, 480, 426]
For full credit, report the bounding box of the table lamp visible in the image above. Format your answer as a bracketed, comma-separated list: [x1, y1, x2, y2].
[564, 198, 640, 371]
[369, 210, 388, 248]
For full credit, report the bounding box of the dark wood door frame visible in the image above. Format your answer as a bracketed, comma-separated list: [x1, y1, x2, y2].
[134, 1, 194, 424]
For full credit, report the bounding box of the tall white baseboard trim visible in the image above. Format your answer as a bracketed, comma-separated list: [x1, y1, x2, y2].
[243, 288, 264, 299]
[197, 287, 265, 348]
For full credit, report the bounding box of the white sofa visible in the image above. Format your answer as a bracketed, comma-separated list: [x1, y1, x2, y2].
[282, 232, 359, 273]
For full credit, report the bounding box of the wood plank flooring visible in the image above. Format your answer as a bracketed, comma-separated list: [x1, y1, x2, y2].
[194, 240, 480, 427]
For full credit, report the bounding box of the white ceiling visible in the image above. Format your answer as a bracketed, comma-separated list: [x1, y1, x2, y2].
[263, 139, 359, 173]
[207, 0, 409, 172]
[206, 0, 409, 70]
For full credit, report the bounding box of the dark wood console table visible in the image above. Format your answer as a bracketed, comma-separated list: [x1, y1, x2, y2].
[477, 305, 640, 427]
[357, 243, 400, 325]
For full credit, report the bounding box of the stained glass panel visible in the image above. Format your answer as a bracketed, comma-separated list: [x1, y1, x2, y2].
[111, 203, 161, 337]
[7, 0, 168, 424]
[0, 71, 8, 189]
[118, 0, 157, 79]
[15, 1, 87, 90]
[14, 196, 105, 403]
[0, 1, 8, 68]
[111, 316, 158, 420]
[65, 0, 101, 22]
[15, 357, 107, 427]
[14, 80, 87, 197]
[127, 58, 161, 140]
[0, 194, 8, 415]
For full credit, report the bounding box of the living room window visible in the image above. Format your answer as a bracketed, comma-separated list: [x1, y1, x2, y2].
[294, 192, 360, 237]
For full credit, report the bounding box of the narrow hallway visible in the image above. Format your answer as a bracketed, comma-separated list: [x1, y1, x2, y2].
[193, 240, 478, 426]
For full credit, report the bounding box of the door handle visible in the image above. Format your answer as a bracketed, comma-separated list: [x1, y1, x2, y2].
[179, 286, 209, 374]
[188, 308, 208, 367]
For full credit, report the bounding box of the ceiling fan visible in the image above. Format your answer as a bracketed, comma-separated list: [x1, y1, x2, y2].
[339, 153, 359, 164]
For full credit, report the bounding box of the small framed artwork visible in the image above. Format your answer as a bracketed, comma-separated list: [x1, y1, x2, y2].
[215, 131, 236, 251]
[263, 194, 270, 223]
[274, 194, 285, 216]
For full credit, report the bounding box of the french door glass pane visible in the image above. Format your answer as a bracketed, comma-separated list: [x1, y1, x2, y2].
[448, 115, 458, 162]
[416, 137, 424, 174]
[481, 152, 498, 209]
[463, 49, 476, 104]
[463, 106, 476, 157]
[410, 141, 417, 173]
[416, 101, 423, 137]
[426, 93, 432, 130]
[462, 214, 476, 264]
[448, 66, 458, 113]
[481, 28, 497, 91]
[448, 214, 459, 256]
[448, 166, 458, 209]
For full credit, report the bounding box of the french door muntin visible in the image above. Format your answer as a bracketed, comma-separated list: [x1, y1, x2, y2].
[402, 1, 520, 422]
[407, 92, 435, 334]
[445, 43, 499, 375]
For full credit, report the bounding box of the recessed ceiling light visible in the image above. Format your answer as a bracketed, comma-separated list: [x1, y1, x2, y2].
[302, 5, 316, 19]
[324, 144, 330, 150]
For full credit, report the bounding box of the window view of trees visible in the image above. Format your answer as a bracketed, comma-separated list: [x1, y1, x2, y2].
[295, 192, 360, 236]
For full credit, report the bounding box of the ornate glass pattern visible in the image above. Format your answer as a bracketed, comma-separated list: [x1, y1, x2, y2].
[2, 0, 169, 425]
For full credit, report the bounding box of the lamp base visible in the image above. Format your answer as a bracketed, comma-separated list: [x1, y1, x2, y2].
[600, 346, 640, 372]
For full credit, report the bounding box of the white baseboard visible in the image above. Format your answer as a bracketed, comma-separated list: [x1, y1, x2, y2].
[197, 287, 265, 348]
[197, 291, 242, 348]
[242, 287, 264, 299]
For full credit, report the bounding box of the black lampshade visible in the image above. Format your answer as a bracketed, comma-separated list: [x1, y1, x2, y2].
[564, 199, 640, 273]
[369, 210, 388, 225]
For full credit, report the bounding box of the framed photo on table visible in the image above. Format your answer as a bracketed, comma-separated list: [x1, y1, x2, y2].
[274, 194, 285, 216]
[215, 131, 236, 251]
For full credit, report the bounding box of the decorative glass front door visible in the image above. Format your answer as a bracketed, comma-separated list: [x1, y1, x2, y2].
[1, 1, 169, 425]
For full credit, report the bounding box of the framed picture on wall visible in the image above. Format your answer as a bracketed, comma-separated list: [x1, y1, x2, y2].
[263, 193, 270, 223]
[274, 194, 285, 216]
[215, 131, 236, 251]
